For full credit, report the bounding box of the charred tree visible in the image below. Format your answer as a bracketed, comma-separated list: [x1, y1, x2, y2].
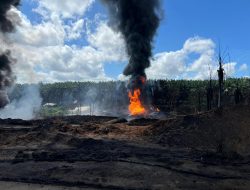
[197, 89, 201, 112]
[206, 79, 213, 110]
[234, 86, 242, 105]
[217, 56, 224, 108]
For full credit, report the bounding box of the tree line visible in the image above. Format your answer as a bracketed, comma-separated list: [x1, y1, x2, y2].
[9, 78, 250, 115]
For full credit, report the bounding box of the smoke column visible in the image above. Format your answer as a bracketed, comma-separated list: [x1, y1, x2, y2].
[0, 0, 20, 108]
[102, 0, 161, 78]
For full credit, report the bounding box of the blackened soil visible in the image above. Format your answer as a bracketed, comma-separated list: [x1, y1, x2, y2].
[0, 106, 250, 190]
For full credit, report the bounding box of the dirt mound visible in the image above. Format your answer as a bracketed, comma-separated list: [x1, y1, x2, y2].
[145, 106, 250, 155]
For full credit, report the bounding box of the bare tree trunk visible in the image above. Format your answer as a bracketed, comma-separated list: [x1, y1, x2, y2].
[218, 56, 224, 108]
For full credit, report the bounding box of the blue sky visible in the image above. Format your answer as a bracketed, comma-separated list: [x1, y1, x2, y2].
[158, 0, 250, 77]
[9, 0, 250, 82]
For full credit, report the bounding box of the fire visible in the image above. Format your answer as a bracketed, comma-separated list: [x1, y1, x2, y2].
[128, 88, 146, 116]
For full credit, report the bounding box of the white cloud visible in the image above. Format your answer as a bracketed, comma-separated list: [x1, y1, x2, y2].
[224, 62, 237, 78]
[9, 10, 65, 46]
[34, 0, 95, 19]
[147, 50, 186, 79]
[5, 4, 126, 83]
[147, 37, 237, 80]
[11, 43, 111, 83]
[87, 21, 126, 61]
[65, 19, 85, 40]
[239, 63, 248, 72]
[146, 37, 214, 79]
[183, 37, 215, 54]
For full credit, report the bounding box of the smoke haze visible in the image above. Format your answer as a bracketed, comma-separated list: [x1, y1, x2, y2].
[0, 85, 42, 120]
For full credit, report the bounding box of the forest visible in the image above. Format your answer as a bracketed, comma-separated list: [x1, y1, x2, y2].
[9, 78, 250, 116]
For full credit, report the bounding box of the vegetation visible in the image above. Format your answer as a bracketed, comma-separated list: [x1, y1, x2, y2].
[40, 105, 68, 117]
[9, 78, 250, 115]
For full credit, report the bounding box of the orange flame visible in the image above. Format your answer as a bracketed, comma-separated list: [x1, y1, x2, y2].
[128, 88, 146, 116]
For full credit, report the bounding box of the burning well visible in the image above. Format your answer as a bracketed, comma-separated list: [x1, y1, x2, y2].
[128, 76, 146, 116]
[102, 0, 161, 116]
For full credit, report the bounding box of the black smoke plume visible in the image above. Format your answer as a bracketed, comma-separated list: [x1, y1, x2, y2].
[0, 51, 15, 107]
[0, 0, 20, 33]
[102, 0, 161, 78]
[0, 0, 20, 108]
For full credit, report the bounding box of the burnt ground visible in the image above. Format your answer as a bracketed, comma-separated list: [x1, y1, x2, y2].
[0, 106, 250, 189]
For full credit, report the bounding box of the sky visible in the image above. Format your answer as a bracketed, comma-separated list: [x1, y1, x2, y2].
[2, 0, 250, 83]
